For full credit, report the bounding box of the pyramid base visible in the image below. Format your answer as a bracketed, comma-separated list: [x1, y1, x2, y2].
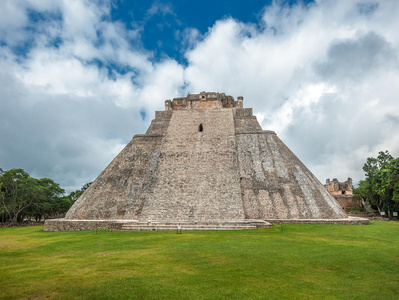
[44, 219, 271, 231]
[44, 217, 369, 231]
[265, 216, 369, 225]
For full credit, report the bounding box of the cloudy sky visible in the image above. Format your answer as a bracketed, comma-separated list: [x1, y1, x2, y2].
[1, 0, 398, 192]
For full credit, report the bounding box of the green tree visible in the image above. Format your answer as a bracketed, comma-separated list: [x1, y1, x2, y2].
[356, 151, 399, 217]
[0, 169, 38, 223]
[0, 169, 5, 222]
[0, 168, 75, 223]
[27, 178, 65, 221]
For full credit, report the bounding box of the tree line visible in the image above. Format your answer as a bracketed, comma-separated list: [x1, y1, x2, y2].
[354, 151, 399, 217]
[0, 168, 90, 223]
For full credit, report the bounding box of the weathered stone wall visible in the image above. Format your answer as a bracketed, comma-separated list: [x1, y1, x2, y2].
[264, 218, 369, 225]
[44, 219, 121, 231]
[145, 111, 172, 135]
[335, 195, 362, 211]
[169, 92, 241, 110]
[59, 92, 349, 230]
[234, 112, 347, 219]
[186, 99, 224, 110]
[139, 109, 245, 221]
[66, 136, 167, 220]
[233, 108, 263, 134]
[325, 178, 353, 195]
[324, 177, 359, 211]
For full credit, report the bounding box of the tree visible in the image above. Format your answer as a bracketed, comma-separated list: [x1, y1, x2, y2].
[0, 169, 4, 220]
[27, 178, 65, 221]
[0, 169, 37, 223]
[0, 168, 75, 223]
[355, 151, 399, 217]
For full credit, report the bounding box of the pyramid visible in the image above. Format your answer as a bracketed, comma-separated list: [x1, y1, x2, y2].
[45, 92, 368, 231]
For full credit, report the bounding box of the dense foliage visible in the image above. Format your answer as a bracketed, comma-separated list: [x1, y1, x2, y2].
[0, 168, 90, 223]
[354, 151, 399, 217]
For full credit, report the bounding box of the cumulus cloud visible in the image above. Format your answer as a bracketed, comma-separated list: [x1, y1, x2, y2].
[0, 0, 181, 190]
[314, 31, 398, 82]
[1, 0, 399, 191]
[182, 0, 399, 184]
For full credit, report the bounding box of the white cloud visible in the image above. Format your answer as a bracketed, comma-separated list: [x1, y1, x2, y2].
[266, 83, 338, 134]
[0, 0, 184, 190]
[0, 1, 28, 29]
[139, 59, 185, 111]
[182, 0, 399, 184]
[1, 0, 399, 191]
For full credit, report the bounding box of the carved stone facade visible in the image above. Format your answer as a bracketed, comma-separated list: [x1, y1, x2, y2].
[324, 178, 362, 211]
[45, 92, 369, 231]
[165, 91, 243, 111]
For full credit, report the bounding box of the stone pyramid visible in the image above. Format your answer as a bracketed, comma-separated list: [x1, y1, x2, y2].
[45, 92, 368, 231]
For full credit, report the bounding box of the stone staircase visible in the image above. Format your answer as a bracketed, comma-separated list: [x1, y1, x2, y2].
[118, 220, 271, 231]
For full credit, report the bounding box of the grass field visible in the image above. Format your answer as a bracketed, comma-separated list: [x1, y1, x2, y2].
[0, 221, 398, 300]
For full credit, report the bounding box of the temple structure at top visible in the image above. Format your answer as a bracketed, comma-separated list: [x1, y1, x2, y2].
[165, 91, 243, 110]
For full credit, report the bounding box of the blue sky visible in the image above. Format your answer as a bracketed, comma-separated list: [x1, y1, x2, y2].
[111, 0, 277, 62]
[1, 0, 399, 192]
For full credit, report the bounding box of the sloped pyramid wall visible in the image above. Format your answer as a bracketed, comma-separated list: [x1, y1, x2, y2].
[234, 108, 346, 220]
[138, 109, 245, 221]
[65, 111, 171, 220]
[64, 105, 347, 223]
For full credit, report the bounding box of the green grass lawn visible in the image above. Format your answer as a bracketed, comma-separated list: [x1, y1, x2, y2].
[0, 221, 398, 300]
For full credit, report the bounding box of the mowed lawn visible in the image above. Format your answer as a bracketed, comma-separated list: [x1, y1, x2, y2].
[0, 222, 398, 299]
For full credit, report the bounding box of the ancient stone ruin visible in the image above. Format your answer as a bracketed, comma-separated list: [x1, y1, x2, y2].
[325, 178, 362, 212]
[45, 92, 368, 231]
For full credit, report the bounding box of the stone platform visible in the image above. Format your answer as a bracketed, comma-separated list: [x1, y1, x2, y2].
[43, 217, 369, 231]
[265, 216, 370, 225]
[44, 219, 272, 231]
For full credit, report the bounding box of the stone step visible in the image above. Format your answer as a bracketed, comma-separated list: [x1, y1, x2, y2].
[122, 223, 260, 226]
[122, 224, 258, 228]
[116, 219, 271, 231]
[120, 224, 258, 231]
[120, 220, 269, 225]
